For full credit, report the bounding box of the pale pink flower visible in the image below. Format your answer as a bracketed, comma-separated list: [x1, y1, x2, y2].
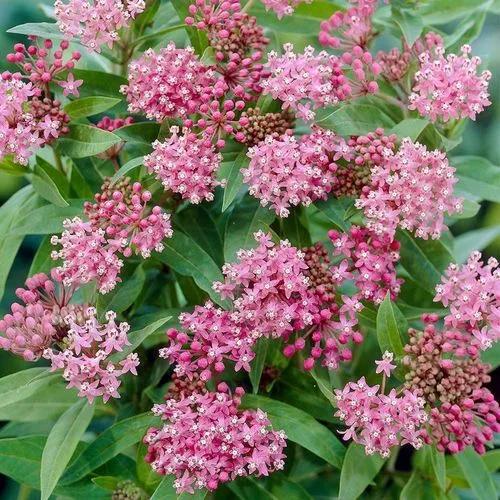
[259, 0, 311, 19]
[375, 351, 396, 377]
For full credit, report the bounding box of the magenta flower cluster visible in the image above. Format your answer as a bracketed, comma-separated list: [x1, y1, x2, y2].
[260, 0, 310, 19]
[144, 385, 287, 493]
[55, 0, 146, 52]
[43, 308, 139, 403]
[357, 138, 463, 240]
[51, 181, 172, 293]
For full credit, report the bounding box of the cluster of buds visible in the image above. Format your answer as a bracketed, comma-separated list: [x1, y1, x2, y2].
[51, 179, 172, 293]
[144, 385, 287, 493]
[236, 107, 294, 146]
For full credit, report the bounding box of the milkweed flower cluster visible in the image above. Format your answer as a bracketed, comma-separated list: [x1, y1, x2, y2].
[319, 0, 377, 49]
[260, 0, 310, 19]
[328, 226, 403, 304]
[144, 127, 223, 204]
[54, 0, 146, 52]
[159, 302, 255, 381]
[51, 178, 172, 293]
[335, 367, 428, 457]
[403, 315, 500, 454]
[262, 44, 380, 120]
[356, 138, 463, 239]
[121, 43, 217, 121]
[434, 252, 500, 352]
[43, 308, 139, 403]
[144, 385, 287, 493]
[409, 44, 491, 122]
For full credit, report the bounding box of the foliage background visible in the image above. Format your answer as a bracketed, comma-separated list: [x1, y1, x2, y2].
[0, 0, 499, 498]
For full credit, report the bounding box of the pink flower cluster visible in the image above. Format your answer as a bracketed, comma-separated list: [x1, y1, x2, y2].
[243, 132, 336, 217]
[319, 0, 377, 49]
[335, 373, 427, 457]
[0, 273, 64, 361]
[260, 0, 311, 19]
[159, 302, 255, 381]
[434, 251, 500, 352]
[144, 385, 287, 493]
[144, 127, 223, 204]
[96, 116, 134, 132]
[55, 0, 146, 52]
[356, 138, 462, 239]
[213, 232, 315, 340]
[262, 44, 380, 120]
[122, 43, 217, 121]
[328, 226, 403, 304]
[43, 308, 139, 403]
[409, 44, 491, 122]
[51, 180, 172, 293]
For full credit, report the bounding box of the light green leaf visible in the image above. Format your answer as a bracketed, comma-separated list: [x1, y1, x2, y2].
[389, 118, 429, 141]
[31, 163, 69, 207]
[72, 70, 127, 98]
[58, 124, 122, 159]
[220, 149, 248, 211]
[61, 413, 159, 484]
[224, 196, 275, 262]
[400, 471, 436, 499]
[0, 156, 27, 176]
[430, 446, 446, 492]
[453, 156, 500, 203]
[339, 443, 385, 500]
[313, 198, 352, 231]
[64, 96, 121, 119]
[29, 236, 56, 276]
[455, 447, 497, 500]
[7, 22, 64, 39]
[376, 294, 407, 359]
[250, 338, 269, 394]
[41, 399, 95, 500]
[241, 395, 345, 468]
[454, 226, 500, 264]
[392, 7, 423, 45]
[110, 156, 144, 183]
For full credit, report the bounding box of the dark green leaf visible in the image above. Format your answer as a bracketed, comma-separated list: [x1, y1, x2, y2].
[72, 70, 127, 98]
[339, 443, 385, 500]
[220, 149, 248, 211]
[29, 236, 56, 275]
[376, 294, 407, 359]
[455, 447, 497, 500]
[136, 442, 161, 493]
[281, 208, 311, 247]
[429, 446, 446, 491]
[313, 198, 352, 231]
[400, 471, 437, 499]
[59, 124, 122, 159]
[114, 122, 160, 145]
[250, 338, 269, 394]
[61, 413, 159, 484]
[241, 395, 345, 468]
[41, 399, 95, 500]
[150, 475, 207, 500]
[31, 162, 69, 207]
[91, 476, 121, 491]
[110, 156, 145, 183]
[64, 96, 121, 119]
[7, 22, 64, 39]
[0, 156, 27, 176]
[453, 156, 500, 203]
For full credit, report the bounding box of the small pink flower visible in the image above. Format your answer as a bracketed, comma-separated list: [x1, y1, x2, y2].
[58, 73, 83, 97]
[375, 351, 396, 377]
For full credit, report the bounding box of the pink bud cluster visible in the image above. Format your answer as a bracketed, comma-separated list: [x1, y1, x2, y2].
[262, 44, 380, 120]
[434, 251, 500, 352]
[43, 309, 139, 403]
[51, 180, 172, 293]
[260, 0, 311, 19]
[213, 232, 315, 340]
[243, 133, 336, 217]
[409, 44, 491, 122]
[159, 302, 255, 381]
[144, 385, 287, 493]
[96, 116, 134, 132]
[328, 226, 403, 304]
[0, 273, 66, 361]
[55, 0, 146, 52]
[335, 374, 427, 457]
[356, 138, 462, 239]
[319, 0, 377, 50]
[122, 44, 217, 121]
[144, 127, 223, 204]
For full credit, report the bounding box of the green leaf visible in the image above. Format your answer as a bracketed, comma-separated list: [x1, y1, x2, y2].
[481, 341, 500, 370]
[429, 446, 446, 492]
[97, 265, 146, 315]
[376, 294, 407, 359]
[224, 196, 275, 262]
[7, 22, 64, 39]
[455, 447, 497, 500]
[157, 231, 225, 305]
[339, 443, 385, 500]
[151, 475, 207, 500]
[316, 103, 396, 136]
[31, 162, 69, 208]
[59, 124, 122, 159]
[0, 155, 27, 176]
[250, 338, 269, 394]
[392, 7, 423, 45]
[454, 226, 500, 264]
[281, 208, 311, 247]
[398, 230, 454, 294]
[29, 236, 56, 275]
[41, 399, 95, 500]
[72, 70, 127, 98]
[417, 0, 492, 24]
[220, 149, 248, 211]
[400, 471, 437, 499]
[136, 442, 161, 493]
[170, 0, 208, 54]
[91, 476, 121, 491]
[0, 368, 59, 410]
[9, 201, 84, 236]
[313, 198, 352, 231]
[110, 156, 145, 183]
[389, 118, 429, 141]
[453, 156, 500, 203]
[61, 413, 159, 485]
[64, 96, 121, 119]
[114, 122, 160, 145]
[241, 395, 345, 468]
[132, 24, 187, 47]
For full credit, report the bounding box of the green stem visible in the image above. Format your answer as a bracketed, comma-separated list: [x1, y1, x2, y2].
[17, 484, 31, 500]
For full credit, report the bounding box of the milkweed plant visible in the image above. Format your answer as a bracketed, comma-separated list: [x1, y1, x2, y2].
[0, 0, 499, 499]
